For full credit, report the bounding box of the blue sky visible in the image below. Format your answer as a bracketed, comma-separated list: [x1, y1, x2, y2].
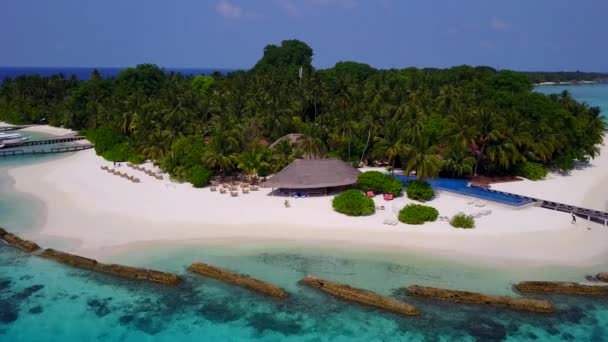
[1, 0, 607, 71]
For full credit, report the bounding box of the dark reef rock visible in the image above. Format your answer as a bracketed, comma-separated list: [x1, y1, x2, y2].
[87, 297, 113, 317]
[465, 318, 507, 341]
[13, 284, 44, 300]
[28, 305, 43, 314]
[0, 300, 18, 324]
[248, 312, 303, 336]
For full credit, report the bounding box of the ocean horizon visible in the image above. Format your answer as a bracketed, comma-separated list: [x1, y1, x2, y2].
[0, 66, 239, 81]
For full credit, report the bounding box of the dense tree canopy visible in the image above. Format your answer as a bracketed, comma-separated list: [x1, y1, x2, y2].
[0, 40, 605, 186]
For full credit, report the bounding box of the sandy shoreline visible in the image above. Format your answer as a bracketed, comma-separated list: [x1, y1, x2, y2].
[3, 124, 608, 268]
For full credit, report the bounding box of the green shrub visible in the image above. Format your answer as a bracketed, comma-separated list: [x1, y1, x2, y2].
[357, 171, 403, 196]
[189, 165, 212, 188]
[449, 213, 475, 229]
[398, 204, 439, 225]
[85, 127, 125, 155]
[406, 180, 434, 201]
[127, 154, 146, 164]
[101, 142, 132, 162]
[518, 162, 549, 181]
[332, 189, 375, 216]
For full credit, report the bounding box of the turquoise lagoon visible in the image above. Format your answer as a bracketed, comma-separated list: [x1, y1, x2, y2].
[2, 98, 608, 341]
[535, 83, 608, 120]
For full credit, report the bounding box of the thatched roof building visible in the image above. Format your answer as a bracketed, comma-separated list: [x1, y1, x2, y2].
[263, 158, 360, 195]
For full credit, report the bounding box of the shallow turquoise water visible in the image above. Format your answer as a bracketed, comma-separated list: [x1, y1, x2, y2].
[2, 128, 608, 340]
[535, 83, 608, 119]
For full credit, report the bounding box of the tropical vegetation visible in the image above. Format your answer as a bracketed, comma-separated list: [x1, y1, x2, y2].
[357, 171, 403, 196]
[0, 40, 604, 187]
[405, 180, 434, 201]
[332, 190, 375, 216]
[517, 161, 549, 181]
[449, 213, 476, 229]
[398, 204, 439, 225]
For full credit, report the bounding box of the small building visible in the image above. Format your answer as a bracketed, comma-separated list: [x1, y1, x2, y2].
[262, 158, 361, 196]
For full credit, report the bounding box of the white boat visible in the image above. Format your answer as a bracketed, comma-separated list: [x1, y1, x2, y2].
[1, 137, 29, 144]
[0, 132, 29, 144]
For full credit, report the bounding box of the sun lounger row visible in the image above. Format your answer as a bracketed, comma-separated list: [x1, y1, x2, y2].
[126, 163, 163, 180]
[210, 183, 259, 194]
[100, 165, 140, 183]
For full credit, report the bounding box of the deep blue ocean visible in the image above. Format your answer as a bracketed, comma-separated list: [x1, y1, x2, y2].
[1, 85, 608, 341]
[0, 66, 236, 81]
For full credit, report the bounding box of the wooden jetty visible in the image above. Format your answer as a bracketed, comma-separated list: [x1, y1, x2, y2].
[538, 200, 608, 226]
[0, 143, 94, 158]
[3, 136, 86, 148]
[404, 285, 554, 313]
[469, 184, 608, 226]
[514, 281, 608, 296]
[189, 262, 288, 298]
[301, 275, 419, 316]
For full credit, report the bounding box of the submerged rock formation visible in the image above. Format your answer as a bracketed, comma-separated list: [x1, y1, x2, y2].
[189, 262, 288, 298]
[40, 249, 182, 286]
[514, 281, 608, 296]
[405, 285, 554, 313]
[0, 227, 41, 253]
[597, 273, 608, 283]
[301, 275, 418, 316]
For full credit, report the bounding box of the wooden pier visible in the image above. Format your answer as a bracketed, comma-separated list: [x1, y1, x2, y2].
[3, 136, 86, 148]
[470, 184, 608, 226]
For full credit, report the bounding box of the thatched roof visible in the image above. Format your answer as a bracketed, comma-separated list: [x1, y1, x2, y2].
[262, 158, 360, 189]
[268, 133, 305, 149]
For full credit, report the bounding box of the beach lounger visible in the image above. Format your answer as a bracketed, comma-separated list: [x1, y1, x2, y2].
[210, 186, 217, 192]
[220, 188, 227, 194]
[230, 191, 239, 197]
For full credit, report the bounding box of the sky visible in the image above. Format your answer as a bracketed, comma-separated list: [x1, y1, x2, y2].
[1, 0, 607, 71]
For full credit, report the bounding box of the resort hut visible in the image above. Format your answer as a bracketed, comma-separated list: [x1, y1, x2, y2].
[262, 158, 360, 196]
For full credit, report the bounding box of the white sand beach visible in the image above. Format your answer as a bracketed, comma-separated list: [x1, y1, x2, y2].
[4, 125, 608, 267]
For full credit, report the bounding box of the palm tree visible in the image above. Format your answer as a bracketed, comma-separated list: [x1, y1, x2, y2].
[442, 145, 476, 177]
[472, 109, 503, 176]
[446, 107, 478, 148]
[237, 147, 270, 179]
[296, 123, 326, 159]
[372, 118, 405, 174]
[203, 123, 239, 176]
[402, 137, 442, 180]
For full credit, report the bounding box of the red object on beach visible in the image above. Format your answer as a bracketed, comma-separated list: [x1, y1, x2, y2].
[383, 193, 393, 201]
[367, 191, 375, 197]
